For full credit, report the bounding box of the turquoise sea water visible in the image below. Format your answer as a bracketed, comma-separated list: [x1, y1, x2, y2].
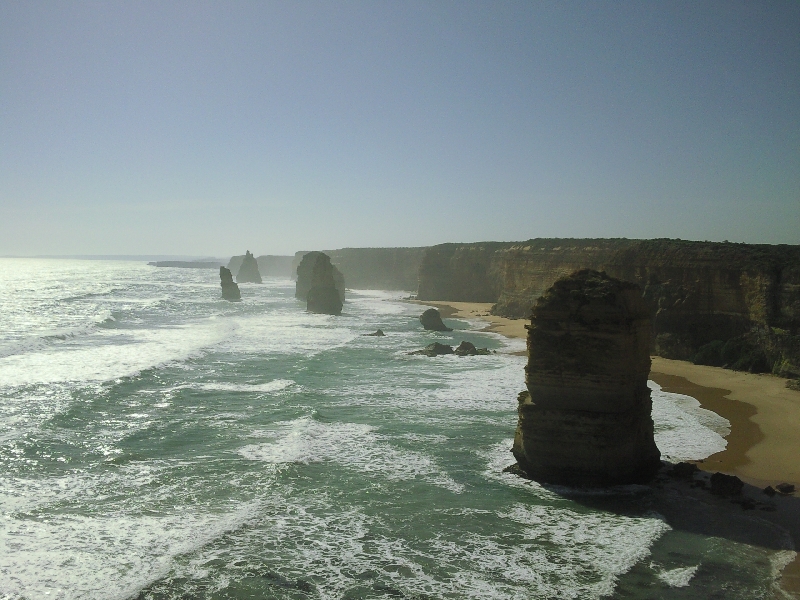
[0, 259, 794, 599]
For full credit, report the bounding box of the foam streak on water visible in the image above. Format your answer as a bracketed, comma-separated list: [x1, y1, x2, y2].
[0, 259, 789, 599]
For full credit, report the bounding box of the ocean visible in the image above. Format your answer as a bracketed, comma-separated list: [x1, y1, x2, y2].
[0, 259, 793, 599]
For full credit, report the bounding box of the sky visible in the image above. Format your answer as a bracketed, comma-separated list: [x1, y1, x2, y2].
[1, 1, 798, 256]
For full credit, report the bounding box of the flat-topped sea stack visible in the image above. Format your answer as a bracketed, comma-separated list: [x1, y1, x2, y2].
[236, 250, 262, 283]
[219, 266, 241, 301]
[295, 252, 345, 315]
[512, 269, 661, 486]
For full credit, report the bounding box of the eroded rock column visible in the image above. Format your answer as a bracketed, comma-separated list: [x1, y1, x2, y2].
[512, 269, 661, 486]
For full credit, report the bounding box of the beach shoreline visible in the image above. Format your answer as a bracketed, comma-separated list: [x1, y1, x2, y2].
[407, 298, 800, 596]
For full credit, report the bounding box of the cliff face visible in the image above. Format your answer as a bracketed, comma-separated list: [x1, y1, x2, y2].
[512, 270, 661, 486]
[293, 247, 426, 290]
[416, 243, 508, 302]
[416, 239, 800, 372]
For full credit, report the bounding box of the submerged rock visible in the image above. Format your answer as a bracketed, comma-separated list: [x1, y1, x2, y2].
[409, 342, 454, 357]
[419, 308, 452, 331]
[295, 252, 344, 315]
[236, 250, 263, 283]
[512, 269, 661, 486]
[219, 266, 241, 301]
[363, 329, 386, 337]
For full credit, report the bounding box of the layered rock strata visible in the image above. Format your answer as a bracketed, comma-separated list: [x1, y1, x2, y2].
[512, 269, 661, 486]
[219, 267, 241, 301]
[236, 250, 263, 283]
[419, 308, 452, 331]
[416, 239, 800, 375]
[295, 252, 344, 315]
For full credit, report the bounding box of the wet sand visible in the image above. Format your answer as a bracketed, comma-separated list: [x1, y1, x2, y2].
[650, 357, 800, 489]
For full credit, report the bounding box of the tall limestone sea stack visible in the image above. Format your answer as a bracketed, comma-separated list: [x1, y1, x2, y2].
[219, 266, 241, 301]
[236, 250, 262, 283]
[295, 252, 345, 315]
[512, 269, 661, 486]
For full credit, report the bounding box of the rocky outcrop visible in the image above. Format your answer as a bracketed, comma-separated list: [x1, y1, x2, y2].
[454, 341, 492, 356]
[512, 270, 661, 486]
[419, 309, 452, 331]
[295, 252, 344, 315]
[409, 342, 454, 357]
[236, 251, 262, 283]
[416, 239, 800, 376]
[363, 329, 386, 337]
[307, 286, 343, 315]
[219, 267, 241, 301]
[227, 254, 294, 279]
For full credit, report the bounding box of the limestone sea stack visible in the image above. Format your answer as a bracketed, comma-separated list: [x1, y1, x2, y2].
[419, 308, 452, 331]
[219, 266, 241, 301]
[295, 252, 345, 315]
[512, 269, 661, 486]
[236, 250, 263, 283]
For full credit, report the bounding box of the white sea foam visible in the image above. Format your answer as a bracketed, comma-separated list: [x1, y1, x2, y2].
[656, 564, 700, 587]
[239, 417, 463, 492]
[196, 379, 295, 394]
[650, 381, 730, 462]
[0, 501, 258, 600]
[0, 318, 235, 387]
[493, 503, 670, 598]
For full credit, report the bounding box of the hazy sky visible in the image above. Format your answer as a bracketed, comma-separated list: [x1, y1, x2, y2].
[1, 1, 798, 256]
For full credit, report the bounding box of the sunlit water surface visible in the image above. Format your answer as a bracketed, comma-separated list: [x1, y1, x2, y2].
[0, 259, 791, 599]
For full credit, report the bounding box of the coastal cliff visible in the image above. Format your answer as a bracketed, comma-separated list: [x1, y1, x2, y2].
[512, 270, 661, 485]
[293, 247, 426, 290]
[416, 239, 800, 374]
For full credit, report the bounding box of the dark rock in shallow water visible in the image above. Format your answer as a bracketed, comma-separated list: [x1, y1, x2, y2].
[409, 342, 454, 357]
[454, 341, 492, 356]
[295, 252, 344, 315]
[419, 308, 452, 331]
[363, 329, 386, 337]
[776, 482, 795, 495]
[763, 486, 777, 497]
[512, 269, 661, 486]
[219, 267, 241, 301]
[236, 250, 262, 283]
[710, 472, 744, 496]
